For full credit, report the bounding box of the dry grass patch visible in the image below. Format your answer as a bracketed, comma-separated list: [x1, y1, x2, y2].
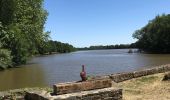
[117, 73, 170, 100]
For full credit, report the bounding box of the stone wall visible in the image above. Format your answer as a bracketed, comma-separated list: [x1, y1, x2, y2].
[25, 64, 170, 100]
[25, 79, 122, 100]
[25, 88, 122, 100]
[109, 64, 170, 82]
[90, 64, 170, 83]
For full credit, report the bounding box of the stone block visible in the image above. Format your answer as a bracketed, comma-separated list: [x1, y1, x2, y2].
[109, 72, 134, 83]
[162, 66, 170, 71]
[157, 67, 165, 73]
[53, 79, 112, 95]
[146, 68, 157, 75]
[89, 75, 110, 80]
[162, 72, 170, 81]
[25, 88, 122, 100]
[25, 90, 51, 100]
[133, 70, 147, 78]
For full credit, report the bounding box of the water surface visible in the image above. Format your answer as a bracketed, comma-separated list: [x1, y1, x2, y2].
[1, 49, 170, 91]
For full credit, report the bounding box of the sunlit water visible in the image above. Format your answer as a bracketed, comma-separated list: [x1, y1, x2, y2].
[1, 49, 170, 91]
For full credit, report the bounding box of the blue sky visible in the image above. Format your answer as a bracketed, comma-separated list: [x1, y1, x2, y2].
[44, 0, 170, 47]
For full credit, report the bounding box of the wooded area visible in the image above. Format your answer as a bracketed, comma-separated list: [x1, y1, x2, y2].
[0, 0, 75, 70]
[133, 14, 170, 53]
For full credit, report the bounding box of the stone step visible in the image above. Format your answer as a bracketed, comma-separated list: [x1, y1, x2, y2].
[53, 79, 112, 95]
[25, 87, 122, 100]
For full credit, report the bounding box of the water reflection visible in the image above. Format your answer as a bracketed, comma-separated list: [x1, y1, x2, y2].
[0, 64, 46, 91]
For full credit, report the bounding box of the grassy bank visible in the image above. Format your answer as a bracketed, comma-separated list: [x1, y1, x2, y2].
[116, 73, 170, 100]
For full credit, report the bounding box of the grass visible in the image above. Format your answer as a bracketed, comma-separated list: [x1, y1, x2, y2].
[116, 72, 170, 100]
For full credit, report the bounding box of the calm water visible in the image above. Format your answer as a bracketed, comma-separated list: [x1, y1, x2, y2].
[1, 49, 170, 91]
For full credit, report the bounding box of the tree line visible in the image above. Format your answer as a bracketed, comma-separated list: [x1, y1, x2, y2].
[41, 40, 76, 54]
[0, 0, 75, 70]
[133, 14, 170, 53]
[77, 43, 136, 50]
[80, 14, 170, 53]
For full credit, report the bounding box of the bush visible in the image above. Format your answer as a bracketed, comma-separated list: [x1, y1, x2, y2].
[0, 44, 12, 70]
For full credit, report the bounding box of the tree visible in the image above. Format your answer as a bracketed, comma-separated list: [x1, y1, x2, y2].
[46, 40, 75, 53]
[0, 43, 12, 70]
[0, 0, 49, 65]
[0, 22, 13, 69]
[78, 44, 135, 50]
[133, 14, 170, 53]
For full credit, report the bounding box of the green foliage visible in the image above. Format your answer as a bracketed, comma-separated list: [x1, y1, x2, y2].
[133, 14, 170, 53]
[78, 44, 136, 50]
[0, 43, 12, 70]
[0, 0, 49, 65]
[0, 22, 13, 69]
[41, 40, 76, 54]
[0, 0, 75, 68]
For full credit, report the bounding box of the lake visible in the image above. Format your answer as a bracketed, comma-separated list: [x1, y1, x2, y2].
[1, 49, 170, 91]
